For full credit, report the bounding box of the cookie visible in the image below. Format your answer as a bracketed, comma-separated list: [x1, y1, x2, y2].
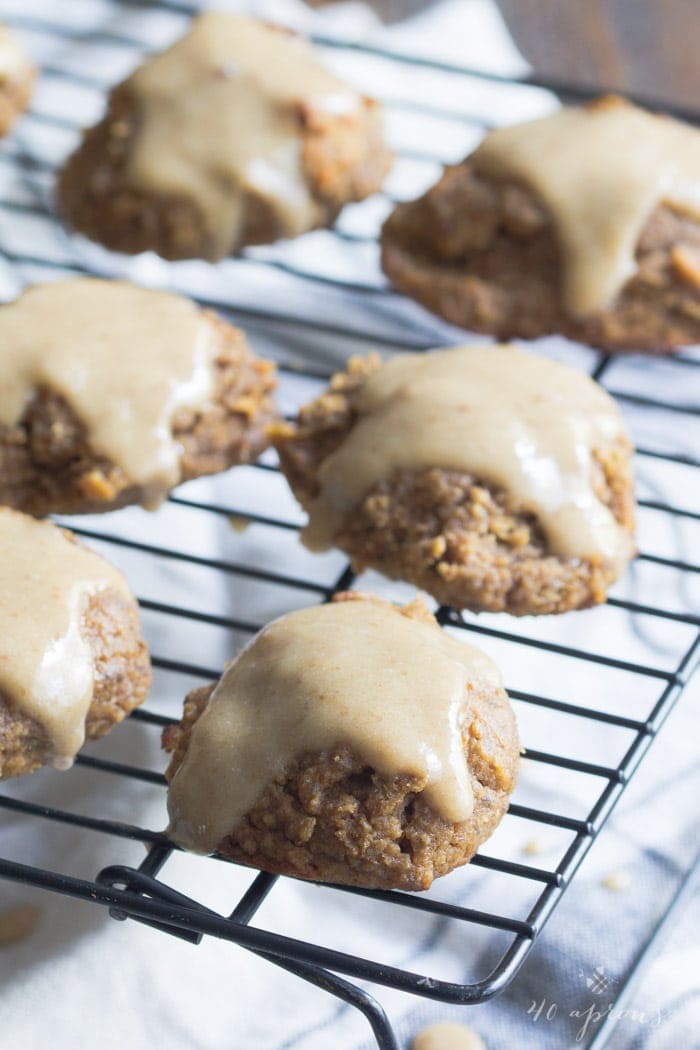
[0, 278, 277, 516]
[272, 345, 636, 615]
[58, 13, 391, 260]
[163, 593, 518, 891]
[381, 97, 700, 353]
[0, 509, 150, 779]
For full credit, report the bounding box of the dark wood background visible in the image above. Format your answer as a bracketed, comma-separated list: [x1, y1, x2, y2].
[496, 0, 698, 108]
[312, 0, 698, 108]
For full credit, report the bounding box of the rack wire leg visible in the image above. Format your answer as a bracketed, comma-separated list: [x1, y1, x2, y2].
[258, 954, 400, 1050]
[99, 859, 399, 1049]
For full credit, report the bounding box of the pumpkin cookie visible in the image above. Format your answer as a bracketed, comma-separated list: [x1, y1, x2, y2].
[58, 13, 391, 260]
[0, 278, 277, 516]
[381, 97, 700, 353]
[272, 345, 636, 615]
[163, 593, 518, 891]
[0, 509, 150, 779]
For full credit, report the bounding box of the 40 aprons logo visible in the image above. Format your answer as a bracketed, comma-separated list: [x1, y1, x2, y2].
[526, 965, 663, 1042]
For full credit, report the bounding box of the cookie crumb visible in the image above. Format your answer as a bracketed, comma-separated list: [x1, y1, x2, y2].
[602, 870, 631, 892]
[229, 515, 250, 533]
[0, 905, 41, 945]
[522, 837, 546, 857]
[412, 1022, 486, 1050]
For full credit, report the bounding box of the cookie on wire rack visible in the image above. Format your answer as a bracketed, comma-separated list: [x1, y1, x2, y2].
[0, 508, 151, 780]
[163, 593, 519, 892]
[381, 96, 700, 354]
[58, 13, 392, 261]
[0, 277, 277, 516]
[272, 344, 636, 616]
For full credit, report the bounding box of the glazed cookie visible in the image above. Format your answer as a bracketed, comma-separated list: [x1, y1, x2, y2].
[0, 508, 151, 779]
[272, 345, 636, 615]
[382, 97, 700, 353]
[0, 25, 34, 137]
[0, 278, 277, 516]
[163, 593, 519, 891]
[58, 13, 392, 261]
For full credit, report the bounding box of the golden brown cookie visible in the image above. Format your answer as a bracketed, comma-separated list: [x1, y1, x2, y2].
[0, 278, 277, 516]
[0, 509, 151, 779]
[272, 346, 636, 615]
[58, 14, 391, 261]
[163, 593, 519, 891]
[381, 98, 700, 353]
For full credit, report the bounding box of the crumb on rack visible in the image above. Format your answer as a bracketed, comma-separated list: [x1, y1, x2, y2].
[602, 870, 631, 892]
[229, 515, 250, 533]
[412, 1021, 487, 1050]
[0, 904, 41, 946]
[522, 837, 546, 857]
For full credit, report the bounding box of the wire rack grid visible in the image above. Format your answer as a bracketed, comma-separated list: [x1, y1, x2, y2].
[0, 3, 699, 1048]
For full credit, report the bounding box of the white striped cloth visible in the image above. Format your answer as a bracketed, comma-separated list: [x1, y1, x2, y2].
[0, 2, 698, 1048]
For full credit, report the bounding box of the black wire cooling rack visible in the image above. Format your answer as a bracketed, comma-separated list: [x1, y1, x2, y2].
[0, 3, 699, 1048]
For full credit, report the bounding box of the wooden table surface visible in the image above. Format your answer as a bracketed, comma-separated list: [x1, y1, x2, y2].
[495, 0, 699, 110]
